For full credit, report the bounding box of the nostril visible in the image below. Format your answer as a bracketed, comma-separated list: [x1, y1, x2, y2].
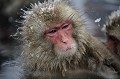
[59, 33, 68, 44]
[61, 38, 68, 44]
[63, 41, 67, 44]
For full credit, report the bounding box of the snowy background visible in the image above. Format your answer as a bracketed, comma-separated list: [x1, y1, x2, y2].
[71, 0, 120, 41]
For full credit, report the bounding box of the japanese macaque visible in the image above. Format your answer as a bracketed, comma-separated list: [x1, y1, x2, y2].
[103, 9, 120, 56]
[20, 0, 119, 79]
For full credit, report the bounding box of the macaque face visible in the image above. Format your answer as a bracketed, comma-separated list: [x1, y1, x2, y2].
[44, 20, 77, 57]
[107, 35, 119, 53]
[106, 26, 120, 53]
[108, 36, 118, 52]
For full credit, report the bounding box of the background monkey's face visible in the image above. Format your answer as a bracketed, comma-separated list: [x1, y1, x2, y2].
[104, 9, 120, 53]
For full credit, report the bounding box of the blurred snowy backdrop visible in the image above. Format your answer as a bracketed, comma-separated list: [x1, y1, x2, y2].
[71, 0, 120, 41]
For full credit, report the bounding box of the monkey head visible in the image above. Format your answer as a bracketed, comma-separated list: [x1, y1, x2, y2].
[103, 9, 120, 54]
[21, 1, 108, 74]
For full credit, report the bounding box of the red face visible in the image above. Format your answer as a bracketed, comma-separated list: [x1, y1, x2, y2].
[108, 36, 119, 53]
[44, 20, 77, 57]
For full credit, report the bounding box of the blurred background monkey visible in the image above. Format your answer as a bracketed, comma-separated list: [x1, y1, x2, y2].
[103, 8, 120, 56]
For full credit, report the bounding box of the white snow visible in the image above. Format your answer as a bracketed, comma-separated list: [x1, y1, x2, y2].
[95, 18, 101, 23]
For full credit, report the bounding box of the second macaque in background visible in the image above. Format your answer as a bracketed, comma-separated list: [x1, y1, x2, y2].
[103, 8, 120, 59]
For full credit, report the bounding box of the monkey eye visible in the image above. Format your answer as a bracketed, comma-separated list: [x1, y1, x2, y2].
[48, 28, 57, 34]
[61, 23, 69, 29]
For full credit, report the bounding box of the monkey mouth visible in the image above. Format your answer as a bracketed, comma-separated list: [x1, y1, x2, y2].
[66, 47, 72, 51]
[65, 45, 77, 54]
[55, 44, 77, 57]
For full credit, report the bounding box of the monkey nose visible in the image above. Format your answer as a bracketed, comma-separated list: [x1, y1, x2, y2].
[59, 32, 68, 44]
[61, 37, 68, 44]
[62, 41, 67, 44]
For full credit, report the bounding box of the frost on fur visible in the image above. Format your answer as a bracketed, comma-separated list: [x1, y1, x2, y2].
[21, 1, 86, 73]
[20, 1, 114, 78]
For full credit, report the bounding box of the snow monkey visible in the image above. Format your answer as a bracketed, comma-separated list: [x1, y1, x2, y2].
[103, 9, 120, 57]
[20, 0, 120, 79]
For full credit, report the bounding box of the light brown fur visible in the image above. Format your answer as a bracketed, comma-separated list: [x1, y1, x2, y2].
[21, 1, 116, 79]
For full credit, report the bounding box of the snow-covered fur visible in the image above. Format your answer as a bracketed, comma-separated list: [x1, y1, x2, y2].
[21, 1, 118, 79]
